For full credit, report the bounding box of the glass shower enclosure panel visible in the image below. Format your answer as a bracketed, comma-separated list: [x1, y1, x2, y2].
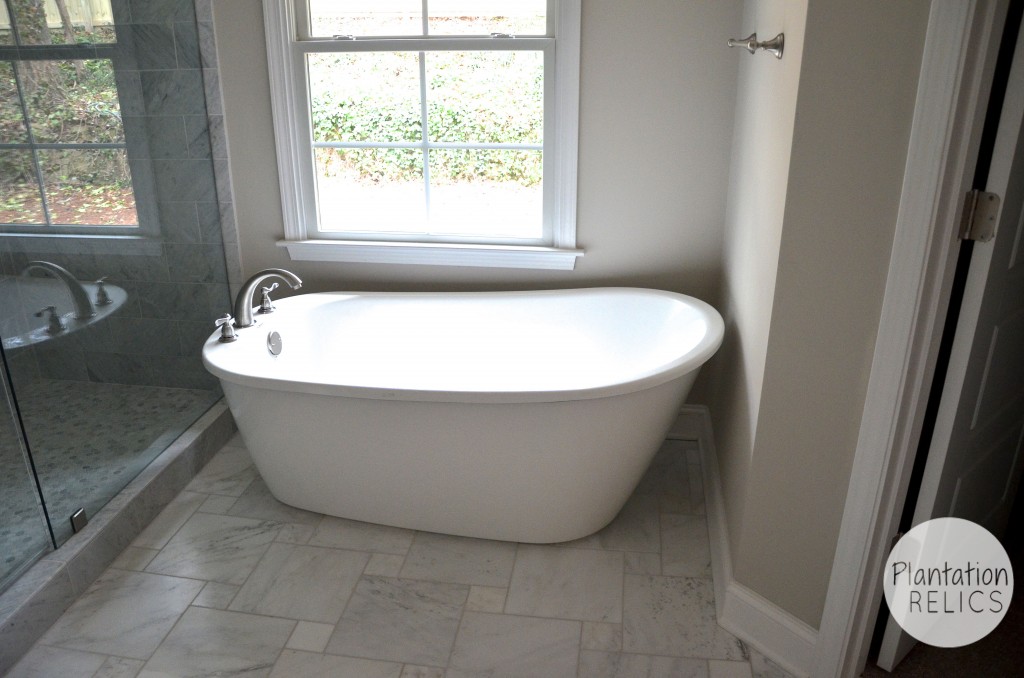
[0, 0, 229, 567]
[0, 352, 52, 593]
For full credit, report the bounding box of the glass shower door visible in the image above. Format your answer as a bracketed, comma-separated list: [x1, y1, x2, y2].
[0, 348, 53, 593]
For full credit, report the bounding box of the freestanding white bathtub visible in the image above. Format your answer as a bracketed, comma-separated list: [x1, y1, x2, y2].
[202, 288, 723, 543]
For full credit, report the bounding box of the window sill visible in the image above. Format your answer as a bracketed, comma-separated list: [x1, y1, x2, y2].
[277, 239, 584, 270]
[0, 233, 163, 257]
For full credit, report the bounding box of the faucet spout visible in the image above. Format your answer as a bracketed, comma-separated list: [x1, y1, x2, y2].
[22, 261, 96, 320]
[233, 268, 302, 328]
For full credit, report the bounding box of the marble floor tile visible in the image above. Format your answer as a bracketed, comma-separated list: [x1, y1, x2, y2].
[581, 621, 622, 651]
[185, 444, 258, 496]
[8, 645, 107, 678]
[131, 491, 206, 550]
[623, 575, 745, 660]
[309, 515, 415, 554]
[400, 532, 517, 587]
[286, 621, 335, 653]
[192, 581, 240, 610]
[449, 611, 580, 677]
[227, 478, 323, 525]
[94, 656, 146, 677]
[506, 545, 623, 622]
[578, 650, 709, 678]
[567, 494, 662, 553]
[634, 441, 693, 513]
[465, 585, 507, 613]
[747, 647, 798, 678]
[41, 569, 203, 660]
[326, 575, 468, 666]
[109, 546, 160, 572]
[710, 659, 755, 678]
[661, 513, 712, 578]
[139, 607, 294, 678]
[229, 543, 368, 623]
[144, 512, 279, 585]
[269, 649, 401, 678]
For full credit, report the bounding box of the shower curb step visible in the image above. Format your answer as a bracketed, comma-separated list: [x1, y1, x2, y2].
[0, 400, 236, 675]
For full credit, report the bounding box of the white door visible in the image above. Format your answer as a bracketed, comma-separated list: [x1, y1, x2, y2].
[876, 12, 1024, 671]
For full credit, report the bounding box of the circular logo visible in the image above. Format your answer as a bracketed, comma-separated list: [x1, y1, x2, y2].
[884, 517, 1013, 647]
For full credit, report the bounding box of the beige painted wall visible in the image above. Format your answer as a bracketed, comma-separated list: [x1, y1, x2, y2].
[212, 0, 742, 305]
[709, 0, 930, 629]
[704, 0, 807, 571]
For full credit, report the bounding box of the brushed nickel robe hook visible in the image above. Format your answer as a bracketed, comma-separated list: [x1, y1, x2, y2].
[728, 32, 785, 59]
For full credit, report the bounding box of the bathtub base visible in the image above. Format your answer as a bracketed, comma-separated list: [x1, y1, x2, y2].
[221, 376, 693, 543]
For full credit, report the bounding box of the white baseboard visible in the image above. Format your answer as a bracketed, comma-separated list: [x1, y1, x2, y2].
[689, 405, 818, 678]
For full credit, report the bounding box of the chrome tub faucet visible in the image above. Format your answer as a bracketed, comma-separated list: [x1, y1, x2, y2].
[22, 261, 96, 320]
[232, 268, 303, 328]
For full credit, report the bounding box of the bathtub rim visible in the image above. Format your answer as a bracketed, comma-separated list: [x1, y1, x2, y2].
[202, 287, 724, 405]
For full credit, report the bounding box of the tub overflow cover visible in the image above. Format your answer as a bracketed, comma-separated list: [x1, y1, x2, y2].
[267, 331, 283, 356]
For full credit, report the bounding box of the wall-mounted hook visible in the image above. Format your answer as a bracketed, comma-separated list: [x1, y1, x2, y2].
[728, 32, 784, 59]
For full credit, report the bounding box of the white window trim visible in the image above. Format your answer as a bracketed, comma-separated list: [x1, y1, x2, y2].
[262, 0, 583, 270]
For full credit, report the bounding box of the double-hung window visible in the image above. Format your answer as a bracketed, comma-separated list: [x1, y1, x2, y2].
[264, 0, 582, 269]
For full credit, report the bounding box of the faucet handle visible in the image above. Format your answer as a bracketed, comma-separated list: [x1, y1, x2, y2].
[257, 282, 279, 315]
[215, 313, 238, 343]
[35, 305, 67, 335]
[94, 276, 112, 306]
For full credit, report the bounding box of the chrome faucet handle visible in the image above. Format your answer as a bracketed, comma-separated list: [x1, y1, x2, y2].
[215, 313, 238, 343]
[35, 305, 66, 335]
[727, 32, 784, 59]
[257, 282, 279, 315]
[94, 276, 112, 306]
[727, 32, 758, 54]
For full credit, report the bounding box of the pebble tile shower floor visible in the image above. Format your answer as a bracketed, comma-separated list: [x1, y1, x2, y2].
[0, 380, 220, 581]
[8, 435, 795, 678]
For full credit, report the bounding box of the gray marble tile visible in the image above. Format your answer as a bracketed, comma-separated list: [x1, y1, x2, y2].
[578, 651, 709, 678]
[622, 575, 745, 660]
[661, 513, 712, 578]
[174, 21, 201, 69]
[227, 477, 322, 526]
[506, 545, 624, 622]
[186, 445, 257, 496]
[399, 532, 517, 587]
[581, 622, 622, 651]
[109, 546, 159, 572]
[7, 644, 106, 678]
[309, 516, 415, 554]
[144, 512, 278, 584]
[95, 656, 146, 678]
[635, 441, 694, 513]
[129, 0, 194, 23]
[41, 569, 202, 659]
[568, 494, 661, 553]
[285, 621, 334, 653]
[140, 70, 206, 116]
[747, 647, 797, 678]
[153, 161, 218, 204]
[327, 575, 468, 666]
[269, 650, 402, 678]
[709, 660, 754, 678]
[131, 490, 205, 550]
[229, 543, 368, 623]
[131, 24, 177, 70]
[449, 611, 580, 677]
[140, 607, 294, 677]
[192, 581, 239, 610]
[400, 666, 445, 678]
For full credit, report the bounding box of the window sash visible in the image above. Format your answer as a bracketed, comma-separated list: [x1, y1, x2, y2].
[265, 0, 579, 256]
[0, 49, 141, 234]
[295, 39, 551, 245]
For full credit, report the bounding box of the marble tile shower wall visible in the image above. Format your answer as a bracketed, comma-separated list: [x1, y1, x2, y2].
[0, 0, 231, 393]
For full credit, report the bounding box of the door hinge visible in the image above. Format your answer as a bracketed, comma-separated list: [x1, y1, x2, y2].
[959, 189, 1000, 242]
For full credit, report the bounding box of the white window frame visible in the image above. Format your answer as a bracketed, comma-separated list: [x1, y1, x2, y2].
[263, 0, 582, 270]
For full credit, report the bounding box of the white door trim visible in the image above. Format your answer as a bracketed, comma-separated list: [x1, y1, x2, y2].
[812, 2, 1009, 677]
